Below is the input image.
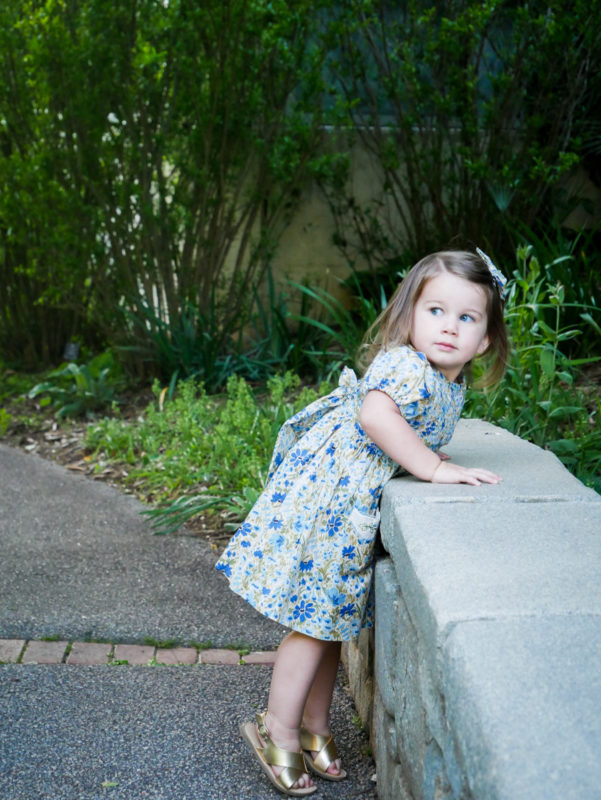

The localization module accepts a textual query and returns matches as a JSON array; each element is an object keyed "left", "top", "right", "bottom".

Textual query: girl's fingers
[
  {"left": 464, "top": 469, "right": 502, "bottom": 484},
  {"left": 432, "top": 463, "right": 502, "bottom": 485}
]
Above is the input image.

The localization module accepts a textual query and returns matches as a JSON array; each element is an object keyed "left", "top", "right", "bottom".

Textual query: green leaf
[
  {"left": 581, "top": 312, "right": 601, "bottom": 336},
  {"left": 547, "top": 405, "right": 585, "bottom": 419},
  {"left": 556, "top": 330, "right": 580, "bottom": 341},
  {"left": 537, "top": 320, "right": 557, "bottom": 338},
  {"left": 547, "top": 439, "right": 579, "bottom": 455},
  {"left": 29, "top": 382, "right": 53, "bottom": 398},
  {"left": 540, "top": 348, "right": 555, "bottom": 378}
]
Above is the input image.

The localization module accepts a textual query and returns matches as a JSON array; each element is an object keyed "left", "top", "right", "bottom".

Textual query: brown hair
[{"left": 358, "top": 250, "right": 509, "bottom": 387}]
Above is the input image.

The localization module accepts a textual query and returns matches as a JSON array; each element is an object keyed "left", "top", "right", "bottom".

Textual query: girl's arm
[{"left": 359, "top": 390, "right": 501, "bottom": 486}]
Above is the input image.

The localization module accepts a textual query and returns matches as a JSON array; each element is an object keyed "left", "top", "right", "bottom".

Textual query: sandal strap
[
  {"left": 256, "top": 713, "right": 308, "bottom": 791},
  {"left": 300, "top": 728, "right": 339, "bottom": 773},
  {"left": 262, "top": 741, "right": 307, "bottom": 777},
  {"left": 256, "top": 712, "right": 269, "bottom": 739}
]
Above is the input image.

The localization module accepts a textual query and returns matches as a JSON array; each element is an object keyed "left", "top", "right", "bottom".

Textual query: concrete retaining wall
[{"left": 342, "top": 419, "right": 601, "bottom": 800}]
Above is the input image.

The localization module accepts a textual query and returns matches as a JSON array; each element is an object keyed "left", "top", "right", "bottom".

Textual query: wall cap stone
[{"left": 365, "top": 419, "right": 601, "bottom": 800}]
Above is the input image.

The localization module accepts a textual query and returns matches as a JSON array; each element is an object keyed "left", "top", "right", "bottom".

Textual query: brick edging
[{"left": 0, "top": 638, "right": 276, "bottom": 667}]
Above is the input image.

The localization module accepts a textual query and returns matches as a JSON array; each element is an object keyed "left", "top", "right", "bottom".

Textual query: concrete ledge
[
  {"left": 344, "top": 419, "right": 601, "bottom": 800},
  {"left": 443, "top": 617, "right": 601, "bottom": 800}
]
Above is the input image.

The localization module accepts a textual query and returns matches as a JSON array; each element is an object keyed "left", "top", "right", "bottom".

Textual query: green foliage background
[
  {"left": 0, "top": 0, "right": 332, "bottom": 371},
  {"left": 1, "top": 0, "right": 600, "bottom": 375},
  {"left": 321, "top": 0, "right": 601, "bottom": 263}
]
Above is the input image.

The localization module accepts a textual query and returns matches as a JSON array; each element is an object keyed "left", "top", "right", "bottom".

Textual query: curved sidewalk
[{"left": 0, "top": 444, "right": 376, "bottom": 799}]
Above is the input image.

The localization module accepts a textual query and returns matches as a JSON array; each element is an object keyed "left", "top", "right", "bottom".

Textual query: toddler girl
[{"left": 216, "top": 249, "right": 509, "bottom": 795}]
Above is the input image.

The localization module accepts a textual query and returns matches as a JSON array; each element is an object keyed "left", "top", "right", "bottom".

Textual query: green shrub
[
  {"left": 507, "top": 223, "right": 601, "bottom": 358},
  {"left": 321, "top": 0, "right": 601, "bottom": 266},
  {"left": 0, "top": 0, "right": 333, "bottom": 369}
]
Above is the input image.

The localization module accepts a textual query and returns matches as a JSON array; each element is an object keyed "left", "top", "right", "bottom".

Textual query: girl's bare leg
[
  {"left": 261, "top": 631, "right": 333, "bottom": 789},
  {"left": 302, "top": 641, "right": 343, "bottom": 776}
]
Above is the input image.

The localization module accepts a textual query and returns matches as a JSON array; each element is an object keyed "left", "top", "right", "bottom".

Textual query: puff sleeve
[{"left": 361, "top": 346, "right": 431, "bottom": 421}]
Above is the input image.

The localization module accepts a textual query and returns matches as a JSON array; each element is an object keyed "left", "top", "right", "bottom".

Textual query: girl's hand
[
  {"left": 431, "top": 461, "right": 502, "bottom": 486},
  {"left": 437, "top": 450, "right": 451, "bottom": 461}
]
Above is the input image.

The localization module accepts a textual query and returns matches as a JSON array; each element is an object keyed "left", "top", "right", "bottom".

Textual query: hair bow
[{"left": 476, "top": 247, "right": 508, "bottom": 300}]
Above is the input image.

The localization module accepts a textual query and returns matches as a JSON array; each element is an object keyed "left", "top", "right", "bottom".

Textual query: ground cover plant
[
  {"left": 83, "top": 372, "right": 332, "bottom": 537},
  {"left": 28, "top": 350, "right": 125, "bottom": 419}
]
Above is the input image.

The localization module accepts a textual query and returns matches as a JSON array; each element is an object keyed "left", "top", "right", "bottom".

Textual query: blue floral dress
[{"left": 215, "top": 345, "right": 465, "bottom": 641}]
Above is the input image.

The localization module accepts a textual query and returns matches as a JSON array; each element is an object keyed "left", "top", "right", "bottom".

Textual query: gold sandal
[
  {"left": 239, "top": 712, "right": 316, "bottom": 797},
  {"left": 300, "top": 725, "right": 347, "bottom": 781}
]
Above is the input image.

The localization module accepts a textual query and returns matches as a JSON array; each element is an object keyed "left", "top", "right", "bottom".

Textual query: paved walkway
[{"left": 0, "top": 444, "right": 377, "bottom": 799}]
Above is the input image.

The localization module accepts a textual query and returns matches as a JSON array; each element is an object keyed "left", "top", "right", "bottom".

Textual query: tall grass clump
[{"left": 290, "top": 269, "right": 393, "bottom": 376}]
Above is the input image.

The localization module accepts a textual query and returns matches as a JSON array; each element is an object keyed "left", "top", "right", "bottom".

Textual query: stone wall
[{"left": 342, "top": 418, "right": 601, "bottom": 800}]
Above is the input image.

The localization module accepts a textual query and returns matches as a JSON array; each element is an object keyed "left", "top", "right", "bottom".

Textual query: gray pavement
[
  {"left": 0, "top": 443, "right": 280, "bottom": 648},
  {"left": 0, "top": 444, "right": 377, "bottom": 799}
]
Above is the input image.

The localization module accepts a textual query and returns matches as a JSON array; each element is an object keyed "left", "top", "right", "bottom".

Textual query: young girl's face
[{"left": 410, "top": 271, "right": 490, "bottom": 381}]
